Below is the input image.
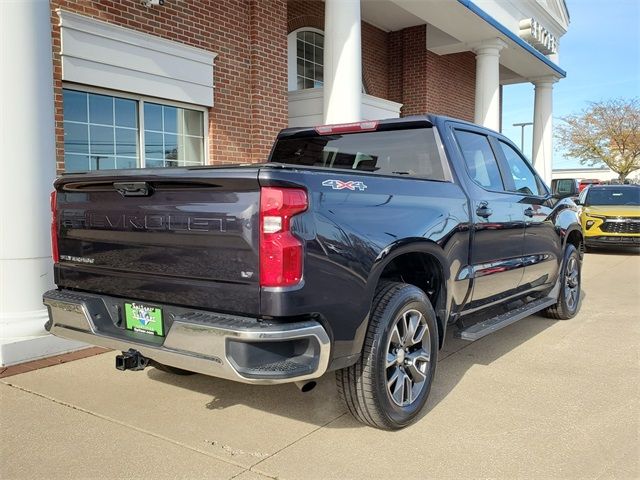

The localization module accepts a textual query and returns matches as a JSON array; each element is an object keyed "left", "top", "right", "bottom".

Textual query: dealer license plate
[{"left": 124, "top": 302, "right": 164, "bottom": 336}]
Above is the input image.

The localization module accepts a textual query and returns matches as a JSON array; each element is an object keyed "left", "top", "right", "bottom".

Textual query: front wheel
[
  {"left": 336, "top": 282, "right": 438, "bottom": 430},
  {"left": 544, "top": 243, "right": 582, "bottom": 320}
]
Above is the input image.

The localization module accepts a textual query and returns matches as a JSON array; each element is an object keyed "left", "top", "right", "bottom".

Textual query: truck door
[
  {"left": 493, "top": 139, "right": 561, "bottom": 292},
  {"left": 453, "top": 128, "right": 526, "bottom": 309}
]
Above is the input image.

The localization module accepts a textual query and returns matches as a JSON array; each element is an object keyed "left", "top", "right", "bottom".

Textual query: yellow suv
[{"left": 578, "top": 184, "right": 640, "bottom": 249}]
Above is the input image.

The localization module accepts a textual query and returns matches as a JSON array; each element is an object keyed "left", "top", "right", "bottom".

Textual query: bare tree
[{"left": 556, "top": 98, "right": 640, "bottom": 181}]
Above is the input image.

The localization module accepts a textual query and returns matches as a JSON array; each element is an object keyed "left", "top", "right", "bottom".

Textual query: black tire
[
  {"left": 336, "top": 282, "right": 438, "bottom": 430},
  {"left": 151, "top": 361, "right": 196, "bottom": 376},
  {"left": 544, "top": 243, "right": 581, "bottom": 320}
]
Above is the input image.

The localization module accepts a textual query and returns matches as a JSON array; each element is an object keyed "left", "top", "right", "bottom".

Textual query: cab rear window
[{"left": 270, "top": 128, "right": 446, "bottom": 181}]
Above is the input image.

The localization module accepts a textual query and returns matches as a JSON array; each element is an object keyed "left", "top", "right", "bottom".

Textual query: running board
[{"left": 455, "top": 297, "right": 556, "bottom": 341}]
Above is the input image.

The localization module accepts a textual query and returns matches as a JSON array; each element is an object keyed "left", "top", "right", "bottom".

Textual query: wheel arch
[
  {"left": 365, "top": 239, "right": 451, "bottom": 349},
  {"left": 563, "top": 226, "right": 584, "bottom": 258}
]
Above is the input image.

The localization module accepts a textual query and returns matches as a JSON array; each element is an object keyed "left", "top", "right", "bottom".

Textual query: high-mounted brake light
[
  {"left": 50, "top": 190, "right": 59, "bottom": 263},
  {"left": 259, "top": 187, "right": 308, "bottom": 287},
  {"left": 314, "top": 121, "right": 379, "bottom": 135}
]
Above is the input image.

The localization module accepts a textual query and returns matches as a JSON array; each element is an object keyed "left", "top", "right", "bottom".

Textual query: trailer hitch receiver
[{"left": 115, "top": 349, "right": 149, "bottom": 371}]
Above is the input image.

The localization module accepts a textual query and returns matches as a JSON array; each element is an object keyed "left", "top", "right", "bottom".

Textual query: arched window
[{"left": 287, "top": 28, "right": 324, "bottom": 91}]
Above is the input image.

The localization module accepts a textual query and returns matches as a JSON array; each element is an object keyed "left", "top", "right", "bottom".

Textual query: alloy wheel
[
  {"left": 385, "top": 308, "right": 431, "bottom": 407},
  {"left": 564, "top": 255, "right": 580, "bottom": 310}
]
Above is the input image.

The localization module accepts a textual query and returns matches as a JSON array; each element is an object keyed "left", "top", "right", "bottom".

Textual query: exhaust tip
[{"left": 295, "top": 381, "right": 317, "bottom": 393}]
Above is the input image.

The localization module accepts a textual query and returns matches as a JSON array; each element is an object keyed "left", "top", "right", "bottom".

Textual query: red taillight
[
  {"left": 50, "top": 190, "right": 59, "bottom": 263},
  {"left": 259, "top": 187, "right": 308, "bottom": 287},
  {"left": 314, "top": 121, "right": 379, "bottom": 135}
]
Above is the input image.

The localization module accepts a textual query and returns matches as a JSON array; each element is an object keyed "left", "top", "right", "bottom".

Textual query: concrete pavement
[{"left": 1, "top": 250, "right": 639, "bottom": 479}]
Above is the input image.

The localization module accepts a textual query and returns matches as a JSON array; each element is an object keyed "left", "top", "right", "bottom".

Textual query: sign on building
[{"left": 519, "top": 18, "right": 558, "bottom": 55}]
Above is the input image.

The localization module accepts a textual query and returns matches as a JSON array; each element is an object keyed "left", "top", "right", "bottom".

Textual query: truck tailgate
[{"left": 54, "top": 168, "right": 261, "bottom": 315}]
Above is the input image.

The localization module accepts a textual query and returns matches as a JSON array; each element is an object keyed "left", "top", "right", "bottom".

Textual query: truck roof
[
  {"left": 276, "top": 114, "right": 500, "bottom": 140},
  {"left": 276, "top": 115, "right": 428, "bottom": 140}
]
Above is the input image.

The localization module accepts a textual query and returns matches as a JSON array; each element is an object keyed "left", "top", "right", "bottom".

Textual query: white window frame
[
  {"left": 287, "top": 27, "right": 325, "bottom": 92},
  {"left": 62, "top": 82, "right": 209, "bottom": 169}
]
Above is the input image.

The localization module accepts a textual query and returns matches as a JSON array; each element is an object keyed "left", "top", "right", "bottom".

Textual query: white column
[
  {"left": 532, "top": 76, "right": 558, "bottom": 184},
  {"left": 473, "top": 39, "right": 507, "bottom": 131},
  {"left": 0, "top": 0, "right": 84, "bottom": 365},
  {"left": 323, "top": 0, "right": 362, "bottom": 124}
]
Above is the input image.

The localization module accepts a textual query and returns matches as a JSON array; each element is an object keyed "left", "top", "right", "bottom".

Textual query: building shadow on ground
[{"left": 146, "top": 290, "right": 587, "bottom": 429}]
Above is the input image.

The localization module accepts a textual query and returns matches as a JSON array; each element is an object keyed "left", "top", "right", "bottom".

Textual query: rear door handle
[
  {"left": 476, "top": 203, "right": 493, "bottom": 218},
  {"left": 524, "top": 207, "right": 534, "bottom": 218}
]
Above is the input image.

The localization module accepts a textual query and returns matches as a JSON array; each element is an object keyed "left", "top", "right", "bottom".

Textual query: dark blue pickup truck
[{"left": 44, "top": 115, "right": 583, "bottom": 429}]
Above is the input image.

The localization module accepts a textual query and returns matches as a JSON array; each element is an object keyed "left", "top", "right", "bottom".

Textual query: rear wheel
[
  {"left": 544, "top": 243, "right": 581, "bottom": 320},
  {"left": 336, "top": 282, "right": 438, "bottom": 430}
]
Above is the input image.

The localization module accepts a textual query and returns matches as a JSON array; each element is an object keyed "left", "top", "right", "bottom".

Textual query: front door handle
[
  {"left": 524, "top": 207, "right": 534, "bottom": 218},
  {"left": 476, "top": 202, "right": 493, "bottom": 218}
]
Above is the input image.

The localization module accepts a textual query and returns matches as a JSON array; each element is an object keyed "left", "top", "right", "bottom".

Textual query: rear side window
[
  {"left": 455, "top": 130, "right": 504, "bottom": 191},
  {"left": 270, "top": 128, "right": 446, "bottom": 180}
]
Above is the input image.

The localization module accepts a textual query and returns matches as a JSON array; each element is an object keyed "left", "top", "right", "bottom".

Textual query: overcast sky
[{"left": 501, "top": 0, "right": 640, "bottom": 169}]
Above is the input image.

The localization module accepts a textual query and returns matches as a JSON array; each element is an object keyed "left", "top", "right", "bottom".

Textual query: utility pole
[{"left": 513, "top": 121, "right": 533, "bottom": 155}]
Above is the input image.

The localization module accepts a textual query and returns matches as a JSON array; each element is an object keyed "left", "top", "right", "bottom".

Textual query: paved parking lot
[{"left": 1, "top": 250, "right": 638, "bottom": 480}]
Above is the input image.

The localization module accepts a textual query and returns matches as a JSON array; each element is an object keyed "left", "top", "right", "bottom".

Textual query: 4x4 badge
[{"left": 322, "top": 179, "right": 367, "bottom": 191}]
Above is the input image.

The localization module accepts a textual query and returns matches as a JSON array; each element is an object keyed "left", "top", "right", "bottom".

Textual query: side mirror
[{"left": 552, "top": 179, "right": 580, "bottom": 199}]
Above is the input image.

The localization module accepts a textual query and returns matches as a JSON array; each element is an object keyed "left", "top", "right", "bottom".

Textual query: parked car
[
  {"left": 44, "top": 115, "right": 583, "bottom": 430},
  {"left": 578, "top": 178, "right": 602, "bottom": 192},
  {"left": 578, "top": 184, "right": 640, "bottom": 249}
]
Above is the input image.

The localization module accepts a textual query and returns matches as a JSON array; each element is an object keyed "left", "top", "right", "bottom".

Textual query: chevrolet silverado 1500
[{"left": 44, "top": 115, "right": 583, "bottom": 429}]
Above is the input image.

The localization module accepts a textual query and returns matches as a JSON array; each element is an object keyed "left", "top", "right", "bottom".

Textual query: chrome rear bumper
[{"left": 43, "top": 289, "right": 330, "bottom": 384}]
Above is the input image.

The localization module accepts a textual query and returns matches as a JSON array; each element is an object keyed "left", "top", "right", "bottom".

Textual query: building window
[
  {"left": 62, "top": 88, "right": 206, "bottom": 172},
  {"left": 288, "top": 28, "right": 324, "bottom": 91},
  {"left": 143, "top": 103, "right": 204, "bottom": 168}
]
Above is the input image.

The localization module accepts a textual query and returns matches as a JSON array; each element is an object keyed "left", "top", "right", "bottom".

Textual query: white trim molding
[
  {"left": 57, "top": 10, "right": 217, "bottom": 107},
  {"left": 288, "top": 89, "right": 402, "bottom": 128}
]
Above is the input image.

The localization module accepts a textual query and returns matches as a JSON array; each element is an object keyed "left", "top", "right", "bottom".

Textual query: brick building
[{"left": 0, "top": 0, "right": 569, "bottom": 364}]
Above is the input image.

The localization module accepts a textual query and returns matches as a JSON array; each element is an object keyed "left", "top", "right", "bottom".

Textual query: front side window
[
  {"left": 497, "top": 141, "right": 541, "bottom": 196},
  {"left": 455, "top": 130, "right": 504, "bottom": 191},
  {"left": 62, "top": 89, "right": 205, "bottom": 172}
]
